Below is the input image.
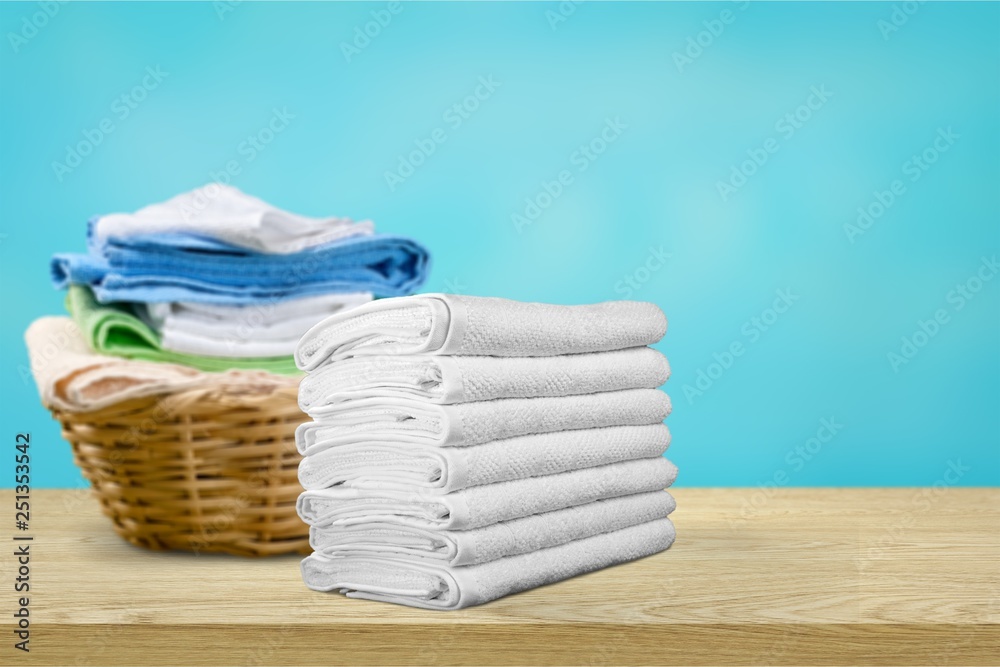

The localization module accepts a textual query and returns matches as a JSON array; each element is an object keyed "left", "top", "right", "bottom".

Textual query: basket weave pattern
[{"left": 51, "top": 380, "right": 309, "bottom": 556}]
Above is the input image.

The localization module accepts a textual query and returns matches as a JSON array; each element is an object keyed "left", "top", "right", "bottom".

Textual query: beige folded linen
[{"left": 24, "top": 316, "right": 298, "bottom": 412}]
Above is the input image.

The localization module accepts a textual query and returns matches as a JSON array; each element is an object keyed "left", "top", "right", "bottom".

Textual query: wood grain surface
[{"left": 3, "top": 488, "right": 997, "bottom": 666}]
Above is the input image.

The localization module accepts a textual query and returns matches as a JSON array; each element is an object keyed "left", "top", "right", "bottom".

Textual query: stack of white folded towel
[{"left": 293, "top": 294, "right": 677, "bottom": 610}]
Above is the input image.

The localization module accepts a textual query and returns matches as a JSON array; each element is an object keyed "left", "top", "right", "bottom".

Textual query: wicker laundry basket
[{"left": 50, "top": 378, "right": 309, "bottom": 557}]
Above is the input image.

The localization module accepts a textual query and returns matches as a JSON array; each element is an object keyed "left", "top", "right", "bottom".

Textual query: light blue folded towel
[{"left": 52, "top": 223, "right": 431, "bottom": 304}]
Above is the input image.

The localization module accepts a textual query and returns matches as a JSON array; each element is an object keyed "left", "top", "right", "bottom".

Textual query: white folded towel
[
  {"left": 296, "top": 388, "right": 671, "bottom": 455},
  {"left": 298, "top": 347, "right": 669, "bottom": 409},
  {"left": 310, "top": 490, "right": 676, "bottom": 566},
  {"left": 297, "top": 456, "right": 677, "bottom": 530},
  {"left": 298, "top": 423, "right": 671, "bottom": 492},
  {"left": 156, "top": 329, "right": 303, "bottom": 359},
  {"left": 301, "top": 517, "right": 676, "bottom": 610},
  {"left": 93, "top": 184, "right": 374, "bottom": 254},
  {"left": 140, "top": 292, "right": 373, "bottom": 358},
  {"left": 295, "top": 294, "right": 668, "bottom": 371}
]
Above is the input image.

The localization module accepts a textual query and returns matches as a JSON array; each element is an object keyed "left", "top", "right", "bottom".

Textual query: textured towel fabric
[
  {"left": 52, "top": 232, "right": 430, "bottom": 305},
  {"left": 65, "top": 285, "right": 300, "bottom": 375},
  {"left": 295, "top": 294, "right": 667, "bottom": 371},
  {"left": 25, "top": 316, "right": 201, "bottom": 411},
  {"left": 138, "top": 292, "right": 373, "bottom": 358},
  {"left": 298, "top": 423, "right": 671, "bottom": 492},
  {"left": 301, "top": 517, "right": 676, "bottom": 610},
  {"left": 23, "top": 317, "right": 299, "bottom": 412},
  {"left": 90, "top": 184, "right": 373, "bottom": 255},
  {"left": 297, "top": 456, "right": 677, "bottom": 530},
  {"left": 296, "top": 388, "right": 671, "bottom": 455},
  {"left": 298, "top": 347, "right": 669, "bottom": 410},
  {"left": 310, "top": 490, "right": 676, "bottom": 566}
]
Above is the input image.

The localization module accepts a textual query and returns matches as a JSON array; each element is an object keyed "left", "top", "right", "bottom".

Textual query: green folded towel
[{"left": 65, "top": 285, "right": 301, "bottom": 375}]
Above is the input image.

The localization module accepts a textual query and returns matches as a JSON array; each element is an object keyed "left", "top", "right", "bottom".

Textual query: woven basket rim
[{"left": 51, "top": 373, "right": 309, "bottom": 557}]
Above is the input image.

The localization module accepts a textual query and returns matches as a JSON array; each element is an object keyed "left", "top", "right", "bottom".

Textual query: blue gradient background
[{"left": 1, "top": 1, "right": 997, "bottom": 488}]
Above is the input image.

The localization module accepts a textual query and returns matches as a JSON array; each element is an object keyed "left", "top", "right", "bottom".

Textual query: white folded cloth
[
  {"left": 155, "top": 328, "right": 298, "bottom": 359},
  {"left": 301, "top": 516, "right": 676, "bottom": 610},
  {"left": 295, "top": 294, "right": 668, "bottom": 371},
  {"left": 310, "top": 490, "right": 676, "bottom": 566},
  {"left": 298, "top": 347, "right": 669, "bottom": 409},
  {"left": 296, "top": 388, "right": 671, "bottom": 455},
  {"left": 298, "top": 423, "right": 671, "bottom": 492},
  {"left": 139, "top": 292, "right": 373, "bottom": 358},
  {"left": 297, "top": 456, "right": 677, "bottom": 530},
  {"left": 92, "top": 184, "right": 374, "bottom": 254}
]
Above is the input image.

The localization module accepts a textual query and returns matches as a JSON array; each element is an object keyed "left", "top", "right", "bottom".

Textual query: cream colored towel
[{"left": 24, "top": 317, "right": 298, "bottom": 412}]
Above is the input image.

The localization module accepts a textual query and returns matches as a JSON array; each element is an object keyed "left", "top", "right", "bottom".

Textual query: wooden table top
[{"left": 4, "top": 488, "right": 997, "bottom": 666}]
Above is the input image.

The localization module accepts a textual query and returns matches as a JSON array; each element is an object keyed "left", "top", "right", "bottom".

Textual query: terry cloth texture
[
  {"left": 297, "top": 423, "right": 671, "bottom": 492},
  {"left": 52, "top": 232, "right": 430, "bottom": 305},
  {"left": 24, "top": 316, "right": 298, "bottom": 412},
  {"left": 64, "top": 285, "right": 300, "bottom": 375},
  {"left": 310, "top": 490, "right": 676, "bottom": 566},
  {"left": 297, "top": 456, "right": 677, "bottom": 530},
  {"left": 296, "top": 388, "right": 671, "bottom": 455},
  {"left": 292, "top": 294, "right": 675, "bottom": 610},
  {"left": 301, "top": 517, "right": 676, "bottom": 610},
  {"left": 298, "top": 347, "right": 670, "bottom": 409},
  {"left": 294, "top": 294, "right": 667, "bottom": 371},
  {"left": 139, "top": 291, "right": 373, "bottom": 358},
  {"left": 90, "top": 184, "right": 374, "bottom": 254}
]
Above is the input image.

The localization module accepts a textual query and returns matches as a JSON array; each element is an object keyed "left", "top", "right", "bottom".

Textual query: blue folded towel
[{"left": 52, "top": 227, "right": 431, "bottom": 304}]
